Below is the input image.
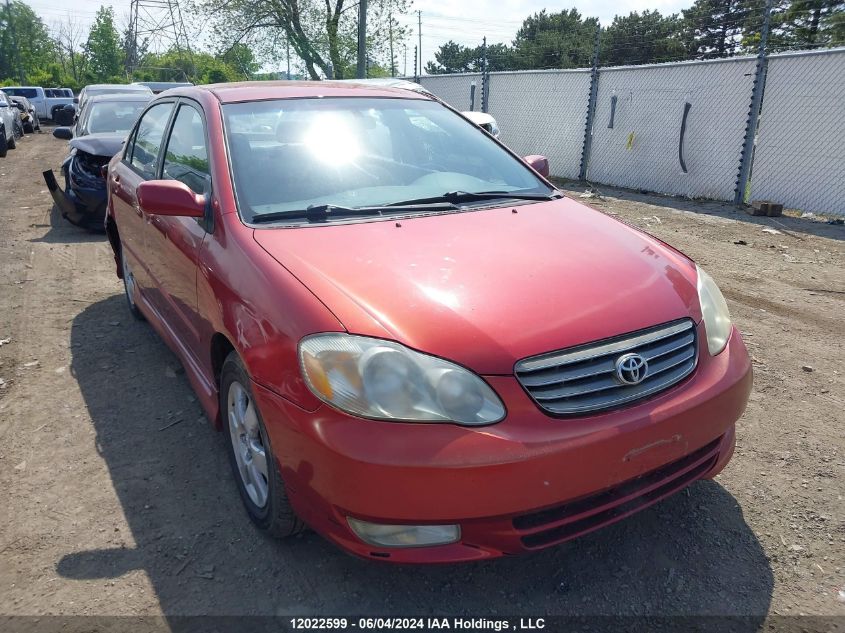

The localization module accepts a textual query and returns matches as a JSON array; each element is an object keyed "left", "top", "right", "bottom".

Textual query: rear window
[
  {"left": 85, "top": 101, "right": 148, "bottom": 135},
  {"left": 5, "top": 88, "right": 38, "bottom": 99}
]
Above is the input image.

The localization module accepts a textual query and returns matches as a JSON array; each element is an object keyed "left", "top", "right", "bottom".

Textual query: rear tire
[
  {"left": 120, "top": 244, "right": 145, "bottom": 321},
  {"left": 0, "top": 132, "right": 7, "bottom": 158},
  {"left": 220, "top": 352, "right": 304, "bottom": 538}
]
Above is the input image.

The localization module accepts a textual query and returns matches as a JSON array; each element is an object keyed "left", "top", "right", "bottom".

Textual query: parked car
[
  {"left": 461, "top": 110, "right": 500, "bottom": 138},
  {"left": 76, "top": 83, "right": 153, "bottom": 113},
  {"left": 1, "top": 86, "right": 74, "bottom": 120},
  {"left": 8, "top": 95, "right": 40, "bottom": 133},
  {"left": 133, "top": 81, "right": 193, "bottom": 94},
  {"left": 340, "top": 78, "right": 501, "bottom": 137},
  {"left": 104, "top": 81, "right": 751, "bottom": 563},
  {"left": 44, "top": 93, "right": 152, "bottom": 230},
  {"left": 0, "top": 90, "right": 19, "bottom": 157}
]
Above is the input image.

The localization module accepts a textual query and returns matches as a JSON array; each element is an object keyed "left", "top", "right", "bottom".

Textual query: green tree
[
  {"left": 133, "top": 49, "right": 242, "bottom": 84},
  {"left": 187, "top": 0, "right": 410, "bottom": 80},
  {"left": 601, "top": 11, "right": 686, "bottom": 65},
  {"left": 769, "top": 0, "right": 845, "bottom": 48},
  {"left": 0, "top": 1, "right": 56, "bottom": 82},
  {"left": 682, "top": 0, "right": 754, "bottom": 58},
  {"left": 219, "top": 43, "right": 260, "bottom": 79},
  {"left": 511, "top": 9, "right": 598, "bottom": 69},
  {"left": 425, "top": 41, "right": 515, "bottom": 74},
  {"left": 84, "top": 6, "right": 124, "bottom": 81}
]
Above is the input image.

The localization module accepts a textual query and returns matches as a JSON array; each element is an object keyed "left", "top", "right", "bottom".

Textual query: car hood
[
  {"left": 253, "top": 197, "right": 702, "bottom": 374},
  {"left": 69, "top": 133, "right": 126, "bottom": 157}
]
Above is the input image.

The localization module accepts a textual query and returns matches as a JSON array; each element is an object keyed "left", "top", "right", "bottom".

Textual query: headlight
[
  {"left": 299, "top": 334, "right": 505, "bottom": 425},
  {"left": 696, "top": 265, "right": 732, "bottom": 355}
]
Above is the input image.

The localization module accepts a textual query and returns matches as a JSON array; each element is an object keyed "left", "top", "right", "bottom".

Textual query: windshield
[
  {"left": 222, "top": 97, "right": 552, "bottom": 224},
  {"left": 84, "top": 101, "right": 148, "bottom": 135}
]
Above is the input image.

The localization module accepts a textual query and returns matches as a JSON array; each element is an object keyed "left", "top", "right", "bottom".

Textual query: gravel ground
[{"left": 0, "top": 131, "right": 843, "bottom": 629}]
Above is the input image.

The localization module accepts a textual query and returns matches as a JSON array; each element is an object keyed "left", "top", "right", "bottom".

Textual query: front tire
[
  {"left": 7, "top": 130, "right": 16, "bottom": 149},
  {"left": 0, "top": 131, "right": 7, "bottom": 158},
  {"left": 221, "top": 352, "right": 304, "bottom": 538}
]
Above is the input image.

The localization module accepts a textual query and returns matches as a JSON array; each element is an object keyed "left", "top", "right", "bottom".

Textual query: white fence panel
[
  {"left": 750, "top": 49, "right": 845, "bottom": 216},
  {"left": 419, "top": 74, "right": 481, "bottom": 112},
  {"left": 587, "top": 57, "right": 757, "bottom": 200},
  {"left": 488, "top": 70, "right": 592, "bottom": 180}
]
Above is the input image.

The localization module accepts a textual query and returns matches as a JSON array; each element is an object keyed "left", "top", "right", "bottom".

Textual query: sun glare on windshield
[{"left": 304, "top": 113, "right": 361, "bottom": 165}]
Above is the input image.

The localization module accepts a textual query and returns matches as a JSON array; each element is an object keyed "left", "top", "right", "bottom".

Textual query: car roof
[
  {"left": 83, "top": 84, "right": 153, "bottom": 93},
  {"left": 133, "top": 81, "right": 193, "bottom": 91},
  {"left": 87, "top": 93, "right": 154, "bottom": 103},
  {"left": 161, "top": 80, "right": 433, "bottom": 104}
]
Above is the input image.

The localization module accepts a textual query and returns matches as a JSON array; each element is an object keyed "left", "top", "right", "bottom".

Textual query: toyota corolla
[{"left": 104, "top": 81, "right": 752, "bottom": 563}]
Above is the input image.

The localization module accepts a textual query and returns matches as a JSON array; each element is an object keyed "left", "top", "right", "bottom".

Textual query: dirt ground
[{"left": 0, "top": 130, "right": 843, "bottom": 627}]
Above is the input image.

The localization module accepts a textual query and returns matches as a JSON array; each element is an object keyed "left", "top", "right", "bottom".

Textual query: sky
[{"left": 25, "top": 0, "right": 691, "bottom": 74}]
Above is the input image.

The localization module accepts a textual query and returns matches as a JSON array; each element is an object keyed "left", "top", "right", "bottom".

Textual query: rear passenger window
[
  {"left": 162, "top": 105, "right": 210, "bottom": 194},
  {"left": 129, "top": 102, "right": 175, "bottom": 179}
]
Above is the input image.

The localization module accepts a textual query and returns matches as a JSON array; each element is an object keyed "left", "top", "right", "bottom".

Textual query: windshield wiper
[
  {"left": 385, "top": 190, "right": 562, "bottom": 207},
  {"left": 251, "top": 201, "right": 460, "bottom": 224}
]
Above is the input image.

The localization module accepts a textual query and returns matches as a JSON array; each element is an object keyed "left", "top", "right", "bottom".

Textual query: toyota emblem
[{"left": 615, "top": 353, "right": 648, "bottom": 385}]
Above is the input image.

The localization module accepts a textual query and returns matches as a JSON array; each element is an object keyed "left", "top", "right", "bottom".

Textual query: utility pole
[
  {"left": 413, "top": 46, "right": 418, "bottom": 83},
  {"left": 5, "top": 0, "right": 24, "bottom": 83},
  {"left": 481, "top": 36, "right": 488, "bottom": 113},
  {"left": 417, "top": 10, "right": 422, "bottom": 77},
  {"left": 388, "top": 13, "right": 395, "bottom": 77},
  {"left": 579, "top": 23, "right": 601, "bottom": 181},
  {"left": 734, "top": 0, "right": 773, "bottom": 205},
  {"left": 357, "top": 0, "right": 368, "bottom": 79},
  {"left": 403, "top": 44, "right": 407, "bottom": 77}
]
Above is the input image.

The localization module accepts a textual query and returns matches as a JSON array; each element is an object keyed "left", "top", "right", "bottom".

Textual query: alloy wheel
[{"left": 227, "top": 380, "right": 269, "bottom": 508}]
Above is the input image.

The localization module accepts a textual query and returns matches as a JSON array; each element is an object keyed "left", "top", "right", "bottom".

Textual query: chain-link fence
[
  {"left": 416, "top": 1, "right": 845, "bottom": 216},
  {"left": 749, "top": 49, "right": 845, "bottom": 216}
]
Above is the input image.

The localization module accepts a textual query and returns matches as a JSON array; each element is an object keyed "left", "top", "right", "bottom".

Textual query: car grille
[
  {"left": 514, "top": 319, "right": 698, "bottom": 416},
  {"left": 513, "top": 436, "right": 721, "bottom": 549}
]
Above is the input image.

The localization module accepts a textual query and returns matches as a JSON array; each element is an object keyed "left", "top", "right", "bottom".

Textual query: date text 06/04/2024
[{"left": 288, "top": 618, "right": 547, "bottom": 630}]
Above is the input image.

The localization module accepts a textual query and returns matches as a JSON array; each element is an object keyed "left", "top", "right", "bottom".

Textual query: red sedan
[{"left": 105, "top": 81, "right": 752, "bottom": 563}]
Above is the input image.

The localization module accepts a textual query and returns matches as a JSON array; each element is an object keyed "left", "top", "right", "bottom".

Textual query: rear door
[
  {"left": 144, "top": 100, "right": 212, "bottom": 357},
  {"left": 110, "top": 100, "right": 176, "bottom": 303}
]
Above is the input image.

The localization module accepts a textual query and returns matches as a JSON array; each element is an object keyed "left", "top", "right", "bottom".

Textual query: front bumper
[
  {"left": 253, "top": 325, "right": 751, "bottom": 563},
  {"left": 43, "top": 166, "right": 107, "bottom": 231}
]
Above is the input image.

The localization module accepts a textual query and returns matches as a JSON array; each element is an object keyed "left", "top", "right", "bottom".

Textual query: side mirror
[
  {"left": 137, "top": 180, "right": 206, "bottom": 218},
  {"left": 523, "top": 154, "right": 550, "bottom": 179},
  {"left": 53, "top": 127, "right": 73, "bottom": 140},
  {"left": 15, "top": 103, "right": 25, "bottom": 111}
]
